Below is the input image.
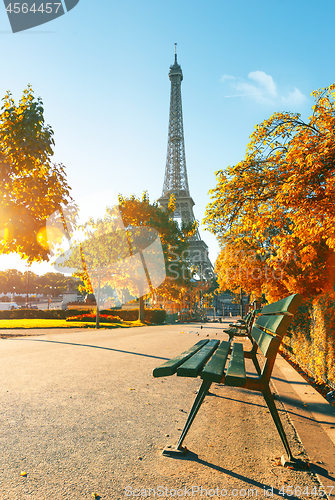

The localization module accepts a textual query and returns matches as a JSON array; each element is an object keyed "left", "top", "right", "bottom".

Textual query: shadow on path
[
  {"left": 165, "top": 451, "right": 317, "bottom": 499},
  {"left": 17, "top": 338, "right": 170, "bottom": 361},
  {"left": 271, "top": 375, "right": 307, "bottom": 386},
  {"left": 209, "top": 392, "right": 334, "bottom": 425}
]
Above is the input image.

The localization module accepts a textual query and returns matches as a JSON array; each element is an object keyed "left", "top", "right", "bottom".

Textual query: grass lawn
[{"left": 0, "top": 319, "right": 144, "bottom": 329}]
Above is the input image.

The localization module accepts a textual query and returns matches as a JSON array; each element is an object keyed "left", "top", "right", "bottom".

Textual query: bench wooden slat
[
  {"left": 255, "top": 314, "right": 293, "bottom": 337},
  {"left": 153, "top": 339, "right": 209, "bottom": 377},
  {"left": 260, "top": 293, "right": 302, "bottom": 316},
  {"left": 177, "top": 339, "right": 220, "bottom": 378},
  {"left": 201, "top": 341, "right": 231, "bottom": 383},
  {"left": 251, "top": 326, "right": 280, "bottom": 358},
  {"left": 224, "top": 343, "right": 246, "bottom": 387}
]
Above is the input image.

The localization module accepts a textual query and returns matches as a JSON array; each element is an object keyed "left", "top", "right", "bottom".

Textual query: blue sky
[{"left": 0, "top": 0, "right": 334, "bottom": 275}]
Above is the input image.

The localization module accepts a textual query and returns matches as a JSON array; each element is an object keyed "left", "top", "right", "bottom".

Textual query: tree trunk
[
  {"left": 96, "top": 305, "right": 100, "bottom": 329},
  {"left": 139, "top": 296, "right": 145, "bottom": 322},
  {"left": 96, "top": 271, "right": 101, "bottom": 329}
]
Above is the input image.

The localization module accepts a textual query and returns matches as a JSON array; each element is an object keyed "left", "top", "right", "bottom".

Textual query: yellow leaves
[
  {"left": 0, "top": 224, "right": 13, "bottom": 242},
  {"left": 0, "top": 86, "right": 73, "bottom": 262},
  {"left": 36, "top": 225, "right": 65, "bottom": 250},
  {"left": 326, "top": 236, "right": 335, "bottom": 250},
  {"left": 167, "top": 193, "right": 176, "bottom": 212},
  {"left": 214, "top": 242, "right": 265, "bottom": 297},
  {"left": 36, "top": 227, "right": 49, "bottom": 249},
  {"left": 205, "top": 82, "right": 335, "bottom": 300}
]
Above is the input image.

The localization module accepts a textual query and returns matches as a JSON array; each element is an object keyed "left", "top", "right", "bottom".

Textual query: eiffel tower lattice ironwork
[{"left": 158, "top": 46, "right": 213, "bottom": 278}]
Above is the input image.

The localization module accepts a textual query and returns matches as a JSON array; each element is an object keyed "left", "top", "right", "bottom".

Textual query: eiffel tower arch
[{"left": 158, "top": 46, "right": 213, "bottom": 280}]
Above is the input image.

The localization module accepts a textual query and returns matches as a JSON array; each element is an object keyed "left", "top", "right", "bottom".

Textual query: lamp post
[
  {"left": 26, "top": 269, "right": 29, "bottom": 305},
  {"left": 96, "top": 269, "right": 101, "bottom": 329}
]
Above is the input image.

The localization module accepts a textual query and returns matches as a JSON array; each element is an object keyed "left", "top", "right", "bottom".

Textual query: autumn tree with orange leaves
[
  {"left": 205, "top": 84, "right": 335, "bottom": 302},
  {"left": 0, "top": 86, "right": 74, "bottom": 263}
]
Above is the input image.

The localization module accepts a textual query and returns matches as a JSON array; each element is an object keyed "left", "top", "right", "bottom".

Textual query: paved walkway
[{"left": 0, "top": 322, "right": 334, "bottom": 499}]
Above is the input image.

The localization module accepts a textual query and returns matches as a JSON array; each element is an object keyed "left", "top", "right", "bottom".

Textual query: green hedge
[
  {"left": 0, "top": 309, "right": 92, "bottom": 320},
  {"left": 282, "top": 292, "right": 335, "bottom": 388},
  {"left": 99, "top": 308, "right": 166, "bottom": 324},
  {"left": 0, "top": 308, "right": 166, "bottom": 324},
  {"left": 145, "top": 309, "right": 166, "bottom": 324},
  {"left": 99, "top": 309, "right": 138, "bottom": 321}
]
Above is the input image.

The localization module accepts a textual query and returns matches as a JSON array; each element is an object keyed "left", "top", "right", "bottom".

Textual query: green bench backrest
[
  {"left": 244, "top": 311, "right": 252, "bottom": 322},
  {"left": 250, "top": 325, "right": 281, "bottom": 359},
  {"left": 255, "top": 314, "right": 293, "bottom": 338},
  {"left": 244, "top": 311, "right": 252, "bottom": 327},
  {"left": 250, "top": 294, "right": 302, "bottom": 359},
  {"left": 246, "top": 309, "right": 259, "bottom": 329},
  {"left": 260, "top": 294, "right": 302, "bottom": 316},
  {"left": 232, "top": 312, "right": 250, "bottom": 327},
  {"left": 233, "top": 310, "right": 254, "bottom": 330}
]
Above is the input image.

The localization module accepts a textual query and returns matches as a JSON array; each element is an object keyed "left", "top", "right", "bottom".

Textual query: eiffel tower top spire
[
  {"left": 158, "top": 48, "right": 213, "bottom": 278},
  {"left": 161, "top": 45, "right": 190, "bottom": 198}
]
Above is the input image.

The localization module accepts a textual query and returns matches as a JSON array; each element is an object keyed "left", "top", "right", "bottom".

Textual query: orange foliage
[
  {"left": 0, "top": 86, "right": 73, "bottom": 262},
  {"left": 205, "top": 84, "right": 335, "bottom": 300}
]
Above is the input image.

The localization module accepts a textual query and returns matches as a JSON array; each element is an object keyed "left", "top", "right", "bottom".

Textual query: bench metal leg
[
  {"left": 248, "top": 344, "right": 262, "bottom": 376},
  {"left": 177, "top": 379, "right": 212, "bottom": 448},
  {"left": 253, "top": 354, "right": 262, "bottom": 376},
  {"left": 163, "top": 379, "right": 212, "bottom": 455},
  {"left": 262, "top": 387, "right": 293, "bottom": 461}
]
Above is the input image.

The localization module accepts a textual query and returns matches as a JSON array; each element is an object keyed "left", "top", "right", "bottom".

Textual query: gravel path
[{"left": 0, "top": 323, "right": 326, "bottom": 499}]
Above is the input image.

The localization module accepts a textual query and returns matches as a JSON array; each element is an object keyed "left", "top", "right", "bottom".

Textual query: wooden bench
[
  {"left": 153, "top": 294, "right": 304, "bottom": 466},
  {"left": 223, "top": 309, "right": 259, "bottom": 341}
]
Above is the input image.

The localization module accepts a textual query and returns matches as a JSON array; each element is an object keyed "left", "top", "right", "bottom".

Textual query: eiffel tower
[{"left": 158, "top": 46, "right": 213, "bottom": 279}]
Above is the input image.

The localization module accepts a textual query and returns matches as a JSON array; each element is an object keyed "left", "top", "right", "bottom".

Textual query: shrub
[
  {"left": 0, "top": 309, "right": 67, "bottom": 319},
  {"left": 281, "top": 292, "right": 335, "bottom": 387},
  {"left": 144, "top": 309, "right": 166, "bottom": 324},
  {"left": 100, "top": 309, "right": 138, "bottom": 321},
  {"left": 68, "top": 308, "right": 167, "bottom": 325},
  {"left": 67, "top": 313, "right": 123, "bottom": 323}
]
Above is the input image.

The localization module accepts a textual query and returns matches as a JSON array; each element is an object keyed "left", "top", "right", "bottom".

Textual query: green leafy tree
[
  {"left": 37, "top": 272, "right": 80, "bottom": 296},
  {"left": 57, "top": 193, "right": 197, "bottom": 325},
  {"left": 0, "top": 268, "right": 80, "bottom": 298},
  {"left": 118, "top": 192, "right": 198, "bottom": 313}
]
